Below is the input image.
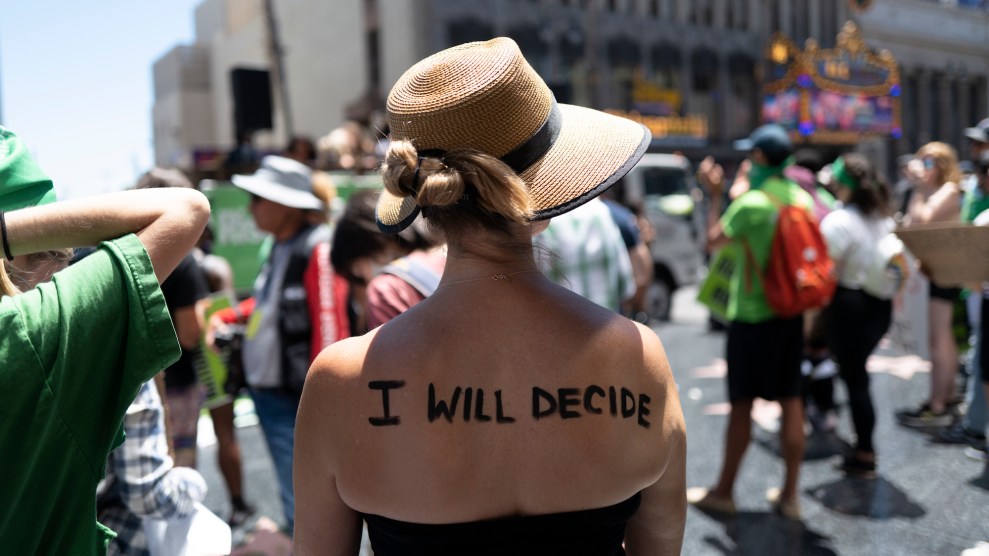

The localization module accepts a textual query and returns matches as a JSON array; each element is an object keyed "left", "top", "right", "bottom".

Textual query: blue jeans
[{"left": 250, "top": 388, "right": 300, "bottom": 534}]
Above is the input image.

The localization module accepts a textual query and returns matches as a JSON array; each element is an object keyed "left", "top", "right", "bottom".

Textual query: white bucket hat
[{"left": 232, "top": 155, "right": 323, "bottom": 210}]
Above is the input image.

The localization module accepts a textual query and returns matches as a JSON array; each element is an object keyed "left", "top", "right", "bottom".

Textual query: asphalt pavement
[{"left": 197, "top": 286, "right": 989, "bottom": 555}]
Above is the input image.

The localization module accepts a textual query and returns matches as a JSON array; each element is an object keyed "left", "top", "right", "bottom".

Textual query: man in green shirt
[{"left": 688, "top": 124, "right": 814, "bottom": 520}]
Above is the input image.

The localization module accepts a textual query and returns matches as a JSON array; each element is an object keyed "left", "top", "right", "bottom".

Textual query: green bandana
[
  {"left": 747, "top": 160, "right": 788, "bottom": 190},
  {"left": 0, "top": 127, "right": 57, "bottom": 211},
  {"left": 830, "top": 157, "right": 858, "bottom": 191}
]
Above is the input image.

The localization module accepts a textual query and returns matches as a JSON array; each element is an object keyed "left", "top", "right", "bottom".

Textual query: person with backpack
[
  {"left": 819, "top": 154, "right": 904, "bottom": 477},
  {"left": 689, "top": 124, "right": 828, "bottom": 520}
]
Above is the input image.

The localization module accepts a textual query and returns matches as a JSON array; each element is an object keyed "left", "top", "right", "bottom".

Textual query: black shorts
[
  {"left": 726, "top": 316, "right": 804, "bottom": 402},
  {"left": 929, "top": 282, "right": 961, "bottom": 302}
]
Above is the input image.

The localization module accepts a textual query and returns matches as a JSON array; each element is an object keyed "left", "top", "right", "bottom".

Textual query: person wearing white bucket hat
[
  {"left": 207, "top": 155, "right": 350, "bottom": 535},
  {"left": 294, "top": 38, "right": 685, "bottom": 555}
]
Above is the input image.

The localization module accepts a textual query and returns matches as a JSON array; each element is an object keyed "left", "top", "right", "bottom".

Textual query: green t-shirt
[
  {"left": 720, "top": 177, "right": 815, "bottom": 323},
  {"left": 962, "top": 182, "right": 989, "bottom": 223},
  {"left": 0, "top": 234, "right": 179, "bottom": 555}
]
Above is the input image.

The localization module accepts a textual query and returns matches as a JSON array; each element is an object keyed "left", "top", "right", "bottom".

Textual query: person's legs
[
  {"left": 778, "top": 396, "right": 805, "bottom": 501},
  {"left": 249, "top": 388, "right": 299, "bottom": 534},
  {"left": 833, "top": 291, "right": 891, "bottom": 455},
  {"left": 929, "top": 298, "right": 959, "bottom": 413},
  {"left": 209, "top": 400, "right": 255, "bottom": 523},
  {"left": 166, "top": 384, "right": 203, "bottom": 468},
  {"left": 710, "top": 398, "right": 754, "bottom": 499},
  {"left": 963, "top": 336, "right": 988, "bottom": 430}
]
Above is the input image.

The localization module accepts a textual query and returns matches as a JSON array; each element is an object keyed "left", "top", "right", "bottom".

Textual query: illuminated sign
[
  {"left": 761, "top": 21, "right": 901, "bottom": 144},
  {"left": 605, "top": 110, "right": 709, "bottom": 146},
  {"left": 614, "top": 71, "right": 708, "bottom": 146}
]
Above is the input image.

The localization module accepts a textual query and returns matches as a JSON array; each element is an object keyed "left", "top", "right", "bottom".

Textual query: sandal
[
  {"left": 766, "top": 487, "right": 801, "bottom": 520},
  {"left": 687, "top": 487, "right": 736, "bottom": 515}
]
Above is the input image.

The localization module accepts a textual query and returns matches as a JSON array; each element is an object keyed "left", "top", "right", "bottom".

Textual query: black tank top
[{"left": 361, "top": 492, "right": 641, "bottom": 556}]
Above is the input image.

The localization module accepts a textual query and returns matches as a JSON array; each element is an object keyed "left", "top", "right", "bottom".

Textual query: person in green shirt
[
  {"left": 688, "top": 124, "right": 814, "bottom": 521},
  {"left": 0, "top": 126, "right": 210, "bottom": 555}
]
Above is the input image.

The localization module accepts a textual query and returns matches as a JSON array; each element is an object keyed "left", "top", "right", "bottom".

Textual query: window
[
  {"left": 642, "top": 168, "right": 689, "bottom": 196},
  {"left": 606, "top": 37, "right": 642, "bottom": 109},
  {"left": 769, "top": 0, "right": 781, "bottom": 33},
  {"left": 447, "top": 18, "right": 495, "bottom": 45},
  {"left": 651, "top": 42, "right": 681, "bottom": 90}
]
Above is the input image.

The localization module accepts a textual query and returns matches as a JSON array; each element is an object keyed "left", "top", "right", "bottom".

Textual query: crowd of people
[
  {"left": 2, "top": 35, "right": 989, "bottom": 555},
  {"left": 688, "top": 118, "right": 989, "bottom": 524}
]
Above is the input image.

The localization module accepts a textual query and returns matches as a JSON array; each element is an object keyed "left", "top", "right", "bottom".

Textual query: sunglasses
[{"left": 922, "top": 158, "right": 936, "bottom": 169}]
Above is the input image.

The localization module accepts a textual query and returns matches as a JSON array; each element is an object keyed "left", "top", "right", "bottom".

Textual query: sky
[{"left": 1, "top": 0, "right": 204, "bottom": 200}]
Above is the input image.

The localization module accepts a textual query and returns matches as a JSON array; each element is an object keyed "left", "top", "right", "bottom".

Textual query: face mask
[{"left": 747, "top": 161, "right": 784, "bottom": 190}]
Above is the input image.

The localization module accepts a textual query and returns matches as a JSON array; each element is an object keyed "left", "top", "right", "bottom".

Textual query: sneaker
[
  {"left": 933, "top": 423, "right": 987, "bottom": 446},
  {"left": 896, "top": 403, "right": 955, "bottom": 428},
  {"left": 687, "top": 487, "right": 736, "bottom": 515},
  {"left": 836, "top": 454, "right": 877, "bottom": 479},
  {"left": 810, "top": 359, "right": 838, "bottom": 380},
  {"left": 766, "top": 487, "right": 801, "bottom": 520},
  {"left": 965, "top": 444, "right": 989, "bottom": 463},
  {"left": 228, "top": 501, "right": 258, "bottom": 528}
]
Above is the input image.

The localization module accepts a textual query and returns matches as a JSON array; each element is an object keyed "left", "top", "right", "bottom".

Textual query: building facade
[
  {"left": 154, "top": 0, "right": 989, "bottom": 173},
  {"left": 153, "top": 0, "right": 367, "bottom": 169},
  {"left": 857, "top": 0, "right": 989, "bottom": 159},
  {"left": 380, "top": 0, "right": 857, "bottom": 160}
]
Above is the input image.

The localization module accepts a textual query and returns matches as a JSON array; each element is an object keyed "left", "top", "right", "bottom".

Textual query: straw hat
[{"left": 376, "top": 37, "right": 651, "bottom": 233}]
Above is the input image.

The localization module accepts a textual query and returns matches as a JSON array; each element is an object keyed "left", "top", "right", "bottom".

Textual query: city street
[{"left": 198, "top": 287, "right": 989, "bottom": 555}]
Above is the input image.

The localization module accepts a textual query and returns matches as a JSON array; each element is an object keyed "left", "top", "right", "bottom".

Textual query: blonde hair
[
  {"left": 1, "top": 260, "right": 20, "bottom": 298},
  {"left": 917, "top": 142, "right": 962, "bottom": 185},
  {"left": 381, "top": 140, "right": 533, "bottom": 244}
]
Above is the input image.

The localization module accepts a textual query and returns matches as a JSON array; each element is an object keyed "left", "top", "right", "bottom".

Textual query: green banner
[
  {"left": 697, "top": 246, "right": 738, "bottom": 322},
  {"left": 201, "top": 182, "right": 269, "bottom": 293}
]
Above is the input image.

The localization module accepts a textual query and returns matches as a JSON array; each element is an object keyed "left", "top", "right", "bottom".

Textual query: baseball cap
[{"left": 733, "top": 124, "right": 793, "bottom": 167}]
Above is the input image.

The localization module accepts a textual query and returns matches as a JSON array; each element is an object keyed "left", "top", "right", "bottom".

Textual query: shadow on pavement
[
  {"left": 753, "top": 430, "right": 851, "bottom": 462},
  {"left": 695, "top": 510, "right": 837, "bottom": 555},
  {"left": 969, "top": 465, "right": 989, "bottom": 491},
  {"left": 805, "top": 476, "right": 925, "bottom": 519},
  {"left": 803, "top": 431, "right": 851, "bottom": 461}
]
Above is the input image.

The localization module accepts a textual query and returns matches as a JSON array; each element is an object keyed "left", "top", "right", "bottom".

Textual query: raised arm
[
  {"left": 906, "top": 182, "right": 962, "bottom": 225},
  {"left": 3, "top": 188, "right": 210, "bottom": 283}
]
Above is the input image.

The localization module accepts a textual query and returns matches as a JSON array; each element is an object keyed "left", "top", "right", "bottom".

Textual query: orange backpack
[{"left": 742, "top": 190, "right": 837, "bottom": 318}]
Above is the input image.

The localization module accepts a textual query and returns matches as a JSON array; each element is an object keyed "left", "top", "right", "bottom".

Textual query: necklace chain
[{"left": 438, "top": 269, "right": 541, "bottom": 289}]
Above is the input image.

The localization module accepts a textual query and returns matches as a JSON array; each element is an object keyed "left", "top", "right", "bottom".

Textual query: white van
[{"left": 619, "top": 153, "right": 706, "bottom": 321}]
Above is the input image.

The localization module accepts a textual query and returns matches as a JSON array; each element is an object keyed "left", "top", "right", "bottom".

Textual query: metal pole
[{"left": 264, "top": 0, "right": 294, "bottom": 138}]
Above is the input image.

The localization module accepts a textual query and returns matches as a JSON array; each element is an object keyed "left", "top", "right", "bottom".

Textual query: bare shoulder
[
  {"left": 632, "top": 322, "right": 670, "bottom": 369},
  {"left": 308, "top": 330, "right": 378, "bottom": 386},
  {"left": 630, "top": 321, "right": 683, "bottom": 434}
]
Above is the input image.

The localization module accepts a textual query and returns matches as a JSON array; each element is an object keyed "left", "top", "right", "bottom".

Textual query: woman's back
[
  {"left": 310, "top": 279, "right": 676, "bottom": 523},
  {"left": 292, "top": 37, "right": 684, "bottom": 556}
]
